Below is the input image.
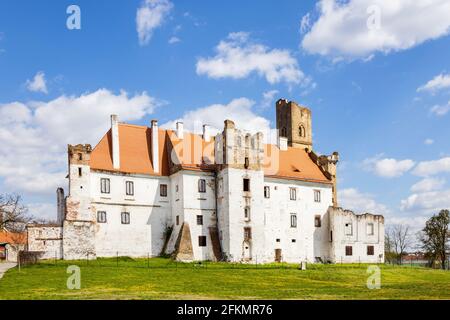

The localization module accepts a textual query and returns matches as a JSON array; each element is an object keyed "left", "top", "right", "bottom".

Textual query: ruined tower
[{"left": 276, "top": 99, "right": 312, "bottom": 150}]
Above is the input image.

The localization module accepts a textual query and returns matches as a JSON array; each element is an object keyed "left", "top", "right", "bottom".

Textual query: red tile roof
[{"left": 90, "top": 123, "right": 331, "bottom": 184}]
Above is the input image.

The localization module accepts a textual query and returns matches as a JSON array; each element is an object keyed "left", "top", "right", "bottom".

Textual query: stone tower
[{"left": 276, "top": 99, "right": 312, "bottom": 150}]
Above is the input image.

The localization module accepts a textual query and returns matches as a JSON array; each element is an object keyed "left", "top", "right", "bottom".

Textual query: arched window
[{"left": 299, "top": 125, "right": 305, "bottom": 138}]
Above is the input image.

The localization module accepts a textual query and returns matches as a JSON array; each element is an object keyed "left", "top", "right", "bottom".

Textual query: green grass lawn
[{"left": 0, "top": 258, "right": 449, "bottom": 300}]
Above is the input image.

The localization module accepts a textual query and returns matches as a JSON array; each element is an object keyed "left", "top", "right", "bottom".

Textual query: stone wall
[{"left": 27, "top": 225, "right": 63, "bottom": 260}]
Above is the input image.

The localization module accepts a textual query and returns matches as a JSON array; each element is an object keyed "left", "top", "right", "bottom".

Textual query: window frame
[
  {"left": 345, "top": 246, "right": 353, "bottom": 256},
  {"left": 160, "top": 184, "right": 168, "bottom": 197},
  {"left": 367, "top": 245, "right": 375, "bottom": 256},
  {"left": 244, "top": 227, "right": 252, "bottom": 241},
  {"left": 196, "top": 215, "right": 203, "bottom": 226},
  {"left": 367, "top": 222, "right": 374, "bottom": 236},
  {"left": 345, "top": 222, "right": 353, "bottom": 236},
  {"left": 125, "top": 181, "right": 134, "bottom": 196},
  {"left": 289, "top": 187, "right": 297, "bottom": 200},
  {"left": 97, "top": 211, "right": 107, "bottom": 223},
  {"left": 243, "top": 178, "right": 250, "bottom": 192},
  {"left": 264, "top": 186, "right": 270, "bottom": 198},
  {"left": 290, "top": 213, "right": 297, "bottom": 228},
  {"left": 314, "top": 215, "right": 322, "bottom": 228},
  {"left": 121, "top": 212, "right": 130, "bottom": 225},
  {"left": 314, "top": 190, "right": 321, "bottom": 203},
  {"left": 100, "top": 178, "right": 110, "bottom": 194},
  {"left": 198, "top": 235, "right": 207, "bottom": 247},
  {"left": 198, "top": 179, "right": 206, "bottom": 193}
]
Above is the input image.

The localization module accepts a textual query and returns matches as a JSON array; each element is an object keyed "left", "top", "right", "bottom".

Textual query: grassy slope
[{"left": 0, "top": 258, "right": 449, "bottom": 300}]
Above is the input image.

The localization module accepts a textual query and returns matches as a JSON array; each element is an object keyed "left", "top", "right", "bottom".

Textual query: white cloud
[
  {"left": 413, "top": 157, "right": 450, "bottom": 177},
  {"left": 162, "top": 97, "right": 276, "bottom": 143},
  {"left": 261, "top": 90, "right": 279, "bottom": 108},
  {"left": 411, "top": 177, "right": 445, "bottom": 193},
  {"left": 429, "top": 101, "right": 450, "bottom": 116},
  {"left": 400, "top": 189, "right": 450, "bottom": 214},
  {"left": 424, "top": 138, "right": 434, "bottom": 145},
  {"left": 301, "top": 0, "right": 450, "bottom": 60},
  {"left": 300, "top": 13, "right": 311, "bottom": 34},
  {"left": 417, "top": 73, "right": 450, "bottom": 93},
  {"left": 196, "top": 32, "right": 310, "bottom": 86},
  {"left": 340, "top": 188, "right": 388, "bottom": 214},
  {"left": 0, "top": 89, "right": 157, "bottom": 203},
  {"left": 363, "top": 155, "right": 415, "bottom": 178},
  {"left": 26, "top": 71, "right": 48, "bottom": 94},
  {"left": 136, "top": 0, "right": 173, "bottom": 46},
  {"left": 168, "top": 36, "right": 180, "bottom": 44}
]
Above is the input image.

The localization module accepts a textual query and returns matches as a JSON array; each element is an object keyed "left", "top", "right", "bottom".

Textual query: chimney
[
  {"left": 151, "top": 120, "right": 159, "bottom": 173},
  {"left": 203, "top": 124, "right": 211, "bottom": 142},
  {"left": 111, "top": 114, "right": 120, "bottom": 169},
  {"left": 278, "top": 136, "right": 288, "bottom": 151},
  {"left": 176, "top": 121, "right": 184, "bottom": 139}
]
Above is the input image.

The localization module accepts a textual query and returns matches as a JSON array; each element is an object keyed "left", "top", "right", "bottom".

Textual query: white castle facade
[{"left": 27, "top": 99, "right": 384, "bottom": 264}]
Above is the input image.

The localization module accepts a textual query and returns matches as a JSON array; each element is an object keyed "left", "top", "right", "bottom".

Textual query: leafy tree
[{"left": 421, "top": 209, "right": 450, "bottom": 270}]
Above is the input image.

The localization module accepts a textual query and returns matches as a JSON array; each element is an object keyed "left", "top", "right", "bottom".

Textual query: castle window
[
  {"left": 345, "top": 223, "right": 353, "bottom": 236},
  {"left": 314, "top": 215, "right": 321, "bottom": 227},
  {"left": 244, "top": 207, "right": 250, "bottom": 221},
  {"left": 314, "top": 190, "right": 321, "bottom": 202},
  {"left": 78, "top": 167, "right": 82, "bottom": 177},
  {"left": 243, "top": 178, "right": 250, "bottom": 192},
  {"left": 244, "top": 157, "right": 249, "bottom": 169},
  {"left": 198, "top": 236, "right": 207, "bottom": 247},
  {"left": 78, "top": 153, "right": 82, "bottom": 161},
  {"left": 100, "top": 178, "right": 110, "bottom": 194},
  {"left": 160, "top": 184, "right": 168, "bottom": 197},
  {"left": 299, "top": 125, "right": 306, "bottom": 138},
  {"left": 176, "top": 215, "right": 179, "bottom": 225},
  {"left": 290, "top": 213, "right": 297, "bottom": 228},
  {"left": 289, "top": 187, "right": 296, "bottom": 200},
  {"left": 121, "top": 212, "right": 130, "bottom": 225},
  {"left": 198, "top": 179, "right": 206, "bottom": 193},
  {"left": 264, "top": 186, "right": 270, "bottom": 198},
  {"left": 125, "top": 181, "right": 134, "bottom": 196},
  {"left": 175, "top": 184, "right": 179, "bottom": 193},
  {"left": 281, "top": 127, "right": 287, "bottom": 137},
  {"left": 367, "top": 246, "right": 375, "bottom": 256},
  {"left": 367, "top": 223, "right": 374, "bottom": 235},
  {"left": 345, "top": 246, "right": 353, "bottom": 256},
  {"left": 291, "top": 239, "right": 296, "bottom": 243},
  {"left": 97, "top": 211, "right": 107, "bottom": 223},
  {"left": 244, "top": 227, "right": 252, "bottom": 241},
  {"left": 276, "top": 238, "right": 280, "bottom": 242},
  {"left": 197, "top": 215, "right": 203, "bottom": 225}
]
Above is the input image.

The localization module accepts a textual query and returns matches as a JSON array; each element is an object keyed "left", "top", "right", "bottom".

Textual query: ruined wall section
[
  {"left": 63, "top": 144, "right": 96, "bottom": 260},
  {"left": 27, "top": 225, "right": 63, "bottom": 260}
]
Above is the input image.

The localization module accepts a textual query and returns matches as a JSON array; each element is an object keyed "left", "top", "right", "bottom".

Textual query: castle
[{"left": 27, "top": 99, "right": 384, "bottom": 263}]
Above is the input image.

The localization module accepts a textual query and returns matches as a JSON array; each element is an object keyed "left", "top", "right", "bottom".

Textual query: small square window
[
  {"left": 289, "top": 188, "right": 296, "bottom": 200},
  {"left": 97, "top": 211, "right": 107, "bottom": 223},
  {"left": 198, "top": 179, "right": 206, "bottom": 193},
  {"left": 367, "top": 245, "right": 374, "bottom": 256},
  {"left": 198, "top": 236, "right": 207, "bottom": 247},
  {"left": 196, "top": 215, "right": 203, "bottom": 225},
  {"left": 243, "top": 178, "right": 250, "bottom": 192},
  {"left": 121, "top": 212, "right": 130, "bottom": 225},
  {"left": 264, "top": 186, "right": 270, "bottom": 198},
  {"left": 100, "top": 178, "right": 110, "bottom": 194},
  {"left": 291, "top": 239, "right": 296, "bottom": 243},
  {"left": 244, "top": 207, "right": 251, "bottom": 221},
  {"left": 345, "top": 246, "right": 353, "bottom": 256},
  {"left": 125, "top": 181, "right": 134, "bottom": 196},
  {"left": 315, "top": 215, "right": 322, "bottom": 228},
  {"left": 276, "top": 238, "right": 280, "bottom": 243},
  {"left": 160, "top": 184, "right": 168, "bottom": 197}
]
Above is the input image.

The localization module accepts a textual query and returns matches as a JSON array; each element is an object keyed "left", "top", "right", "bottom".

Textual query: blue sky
[{"left": 0, "top": 0, "right": 450, "bottom": 229}]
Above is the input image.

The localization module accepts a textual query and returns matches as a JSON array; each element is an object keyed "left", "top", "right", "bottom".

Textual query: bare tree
[
  {"left": 0, "top": 194, "right": 32, "bottom": 232},
  {"left": 387, "top": 224, "right": 412, "bottom": 264}
]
